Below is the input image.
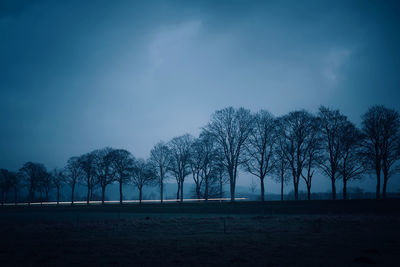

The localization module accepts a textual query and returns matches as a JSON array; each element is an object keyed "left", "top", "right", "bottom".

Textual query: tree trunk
[
  {"left": 176, "top": 182, "right": 180, "bottom": 201},
  {"left": 307, "top": 185, "right": 311, "bottom": 200},
  {"left": 375, "top": 167, "right": 381, "bottom": 200},
  {"left": 382, "top": 176, "right": 388, "bottom": 200},
  {"left": 139, "top": 187, "right": 143, "bottom": 204},
  {"left": 343, "top": 179, "right": 347, "bottom": 200},
  {"left": 71, "top": 184, "right": 75, "bottom": 206},
  {"left": 160, "top": 178, "right": 163, "bottom": 203},
  {"left": 196, "top": 186, "right": 201, "bottom": 200},
  {"left": 180, "top": 180, "right": 184, "bottom": 202},
  {"left": 40, "top": 191, "right": 43, "bottom": 206},
  {"left": 260, "top": 178, "right": 265, "bottom": 202},
  {"left": 101, "top": 186, "right": 106, "bottom": 205},
  {"left": 57, "top": 187, "right": 60, "bottom": 205},
  {"left": 280, "top": 173, "right": 284, "bottom": 201},
  {"left": 230, "top": 181, "right": 235, "bottom": 202},
  {"left": 14, "top": 186, "right": 17, "bottom": 205},
  {"left": 331, "top": 178, "right": 336, "bottom": 200},
  {"left": 294, "top": 181, "right": 299, "bottom": 200},
  {"left": 45, "top": 190, "right": 49, "bottom": 202},
  {"left": 119, "top": 180, "right": 123, "bottom": 205},
  {"left": 87, "top": 186, "right": 90, "bottom": 205},
  {"left": 205, "top": 178, "right": 209, "bottom": 201},
  {"left": 219, "top": 176, "right": 223, "bottom": 199}
]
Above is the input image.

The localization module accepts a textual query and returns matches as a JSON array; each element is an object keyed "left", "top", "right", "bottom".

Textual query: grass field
[{"left": 1, "top": 200, "right": 400, "bottom": 266}]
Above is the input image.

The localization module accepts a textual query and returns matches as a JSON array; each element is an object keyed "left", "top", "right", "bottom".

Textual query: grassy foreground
[{"left": 1, "top": 200, "right": 400, "bottom": 266}]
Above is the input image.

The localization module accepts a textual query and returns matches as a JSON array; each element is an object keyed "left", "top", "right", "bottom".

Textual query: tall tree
[
  {"left": 273, "top": 134, "right": 290, "bottom": 201},
  {"left": 131, "top": 158, "right": 155, "bottom": 204},
  {"left": 150, "top": 142, "right": 172, "bottom": 203},
  {"left": 380, "top": 107, "right": 400, "bottom": 199},
  {"left": 93, "top": 147, "right": 117, "bottom": 205},
  {"left": 52, "top": 168, "right": 65, "bottom": 205},
  {"left": 277, "top": 111, "right": 314, "bottom": 200},
  {"left": 243, "top": 110, "right": 276, "bottom": 202},
  {"left": 339, "top": 122, "right": 364, "bottom": 200},
  {"left": 79, "top": 152, "right": 97, "bottom": 204},
  {"left": 110, "top": 149, "right": 135, "bottom": 204},
  {"left": 300, "top": 116, "right": 321, "bottom": 200},
  {"left": 19, "top": 162, "right": 47, "bottom": 205},
  {"left": 190, "top": 138, "right": 205, "bottom": 200},
  {"left": 361, "top": 106, "right": 400, "bottom": 199},
  {"left": 65, "top": 156, "right": 82, "bottom": 205},
  {"left": 318, "top": 106, "right": 349, "bottom": 200},
  {"left": 205, "top": 107, "right": 253, "bottom": 201},
  {"left": 0, "top": 169, "right": 13, "bottom": 205},
  {"left": 168, "top": 134, "right": 193, "bottom": 202}
]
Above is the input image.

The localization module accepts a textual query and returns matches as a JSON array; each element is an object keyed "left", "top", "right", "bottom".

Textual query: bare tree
[
  {"left": 65, "top": 156, "right": 82, "bottom": 205},
  {"left": 339, "top": 122, "right": 365, "bottom": 200},
  {"left": 205, "top": 107, "right": 253, "bottom": 201},
  {"left": 42, "top": 171, "right": 53, "bottom": 202},
  {"left": 249, "top": 178, "right": 258, "bottom": 194},
  {"left": 300, "top": 116, "right": 321, "bottom": 200},
  {"left": 19, "top": 162, "right": 47, "bottom": 205},
  {"left": 110, "top": 149, "right": 135, "bottom": 204},
  {"left": 277, "top": 111, "right": 314, "bottom": 200},
  {"left": 243, "top": 110, "right": 276, "bottom": 202},
  {"left": 0, "top": 169, "right": 12, "bottom": 205},
  {"left": 79, "top": 152, "right": 97, "bottom": 204},
  {"left": 380, "top": 107, "right": 400, "bottom": 199},
  {"left": 131, "top": 158, "right": 155, "bottom": 204},
  {"left": 318, "top": 106, "right": 349, "bottom": 200},
  {"left": 273, "top": 134, "right": 290, "bottom": 201},
  {"left": 168, "top": 134, "right": 193, "bottom": 202},
  {"left": 150, "top": 142, "right": 172, "bottom": 203},
  {"left": 52, "top": 168, "right": 65, "bottom": 205},
  {"left": 93, "top": 147, "right": 117, "bottom": 205},
  {"left": 360, "top": 106, "right": 400, "bottom": 199},
  {"left": 190, "top": 138, "right": 205, "bottom": 200}
]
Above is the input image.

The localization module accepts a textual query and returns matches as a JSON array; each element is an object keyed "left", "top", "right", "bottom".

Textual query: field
[{"left": 1, "top": 200, "right": 400, "bottom": 266}]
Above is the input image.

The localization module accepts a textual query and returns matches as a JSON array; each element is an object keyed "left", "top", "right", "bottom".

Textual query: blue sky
[{"left": 1, "top": 0, "right": 400, "bottom": 192}]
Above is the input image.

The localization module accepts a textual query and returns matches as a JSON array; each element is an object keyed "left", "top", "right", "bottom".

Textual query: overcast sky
[{"left": 1, "top": 0, "right": 400, "bottom": 192}]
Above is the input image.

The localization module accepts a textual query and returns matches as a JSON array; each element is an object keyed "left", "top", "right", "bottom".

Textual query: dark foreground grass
[{"left": 1, "top": 200, "right": 400, "bottom": 266}]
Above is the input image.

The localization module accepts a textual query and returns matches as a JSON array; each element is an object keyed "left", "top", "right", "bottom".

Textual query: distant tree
[
  {"left": 93, "top": 147, "right": 117, "bottom": 205},
  {"left": 19, "top": 162, "right": 47, "bottom": 205},
  {"left": 190, "top": 138, "right": 205, "bottom": 200},
  {"left": 300, "top": 116, "right": 321, "bottom": 200},
  {"left": 243, "top": 110, "right": 276, "bottom": 202},
  {"left": 249, "top": 178, "right": 258, "bottom": 194},
  {"left": 318, "top": 106, "right": 349, "bottom": 200},
  {"left": 150, "top": 142, "right": 172, "bottom": 203},
  {"left": 168, "top": 134, "right": 193, "bottom": 202},
  {"left": 205, "top": 107, "right": 253, "bottom": 201},
  {"left": 9, "top": 171, "right": 20, "bottom": 204},
  {"left": 52, "top": 168, "right": 65, "bottom": 205},
  {"left": 110, "top": 149, "right": 135, "bottom": 204},
  {"left": 79, "top": 152, "right": 97, "bottom": 204},
  {"left": 65, "top": 156, "right": 82, "bottom": 205},
  {"left": 131, "top": 158, "right": 155, "bottom": 204},
  {"left": 41, "top": 171, "right": 53, "bottom": 202},
  {"left": 277, "top": 111, "right": 315, "bottom": 200},
  {"left": 0, "top": 169, "right": 13, "bottom": 205},
  {"left": 338, "top": 122, "right": 365, "bottom": 200},
  {"left": 214, "top": 153, "right": 229, "bottom": 199},
  {"left": 361, "top": 105, "right": 400, "bottom": 199}
]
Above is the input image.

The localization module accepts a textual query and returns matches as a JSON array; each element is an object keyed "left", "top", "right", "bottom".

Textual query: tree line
[{"left": 1, "top": 105, "right": 399, "bottom": 205}]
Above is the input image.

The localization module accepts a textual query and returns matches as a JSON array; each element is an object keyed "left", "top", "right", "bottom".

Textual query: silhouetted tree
[
  {"left": 52, "top": 168, "right": 65, "bottom": 204},
  {"left": 93, "top": 147, "right": 117, "bottom": 205},
  {"left": 168, "top": 134, "right": 193, "bottom": 202},
  {"left": 19, "top": 162, "right": 47, "bottom": 205},
  {"left": 41, "top": 171, "right": 52, "bottom": 202},
  {"left": 0, "top": 169, "right": 13, "bottom": 205},
  {"left": 205, "top": 107, "right": 253, "bottom": 201},
  {"left": 273, "top": 133, "right": 291, "bottom": 201},
  {"left": 300, "top": 116, "right": 321, "bottom": 200},
  {"left": 277, "top": 111, "right": 314, "bottom": 200},
  {"left": 110, "top": 149, "right": 135, "bottom": 204},
  {"left": 190, "top": 138, "right": 205, "bottom": 200},
  {"left": 79, "top": 152, "right": 97, "bottom": 204},
  {"left": 65, "top": 156, "right": 82, "bottom": 205},
  {"left": 150, "top": 142, "right": 172, "bottom": 203},
  {"left": 131, "top": 158, "right": 155, "bottom": 204},
  {"left": 339, "top": 122, "right": 364, "bottom": 200},
  {"left": 318, "top": 106, "right": 349, "bottom": 200},
  {"left": 243, "top": 110, "right": 276, "bottom": 201}
]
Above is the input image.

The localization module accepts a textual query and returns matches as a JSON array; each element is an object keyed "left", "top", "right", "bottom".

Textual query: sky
[{"left": 1, "top": 0, "right": 400, "bottom": 193}]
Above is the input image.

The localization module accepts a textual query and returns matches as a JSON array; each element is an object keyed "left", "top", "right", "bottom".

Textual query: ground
[{"left": 0, "top": 200, "right": 400, "bottom": 266}]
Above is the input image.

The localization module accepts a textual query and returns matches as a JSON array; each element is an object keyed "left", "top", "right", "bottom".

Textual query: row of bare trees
[{"left": 1, "top": 105, "right": 399, "bottom": 204}]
